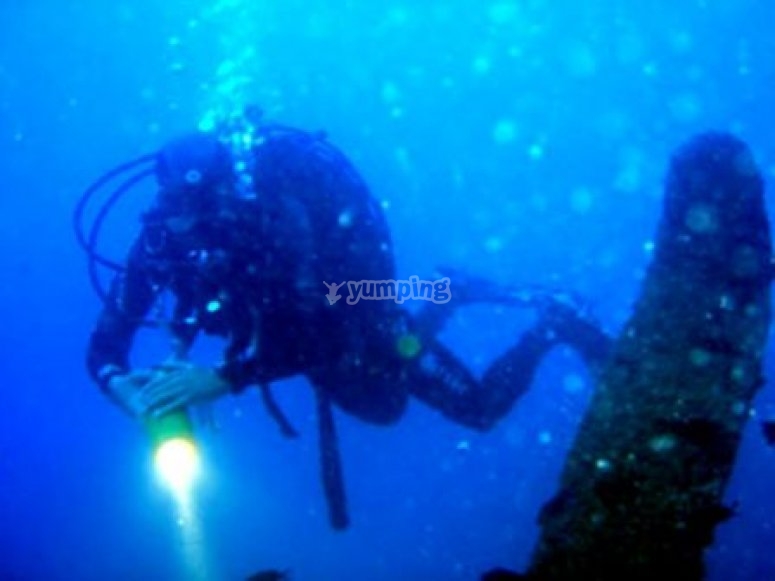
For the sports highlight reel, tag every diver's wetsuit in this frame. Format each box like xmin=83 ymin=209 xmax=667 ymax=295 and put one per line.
xmin=86 ymin=124 xmax=612 ymax=527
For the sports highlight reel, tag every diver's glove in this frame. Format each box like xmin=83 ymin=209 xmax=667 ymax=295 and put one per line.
xmin=105 ymin=370 xmax=158 ymax=417
xmin=135 ymin=363 xmax=232 ymax=418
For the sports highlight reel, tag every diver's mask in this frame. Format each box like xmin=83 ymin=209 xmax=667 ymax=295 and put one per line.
xmin=154 ymin=132 xmax=238 ymax=233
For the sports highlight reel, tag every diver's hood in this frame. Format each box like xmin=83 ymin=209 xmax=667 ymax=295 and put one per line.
xmin=155 ymin=132 xmax=235 ymax=199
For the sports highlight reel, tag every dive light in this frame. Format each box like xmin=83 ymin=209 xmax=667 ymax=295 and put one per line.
xmin=146 ymin=409 xmax=201 ymax=498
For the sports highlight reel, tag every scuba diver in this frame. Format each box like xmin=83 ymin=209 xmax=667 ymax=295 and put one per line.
xmin=77 ymin=107 xmax=611 ymax=529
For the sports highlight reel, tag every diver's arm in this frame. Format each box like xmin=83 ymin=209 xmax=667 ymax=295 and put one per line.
xmin=215 ymin=356 xmax=261 ymax=393
xmin=86 ymin=238 xmax=157 ymax=392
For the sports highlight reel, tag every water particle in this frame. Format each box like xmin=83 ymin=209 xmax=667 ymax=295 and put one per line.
xmin=570 ymin=187 xmax=594 ymax=214
xmin=670 ymin=31 xmax=693 ymax=53
xmin=527 ymin=144 xmax=544 ymax=160
xmin=731 ymin=366 xmax=747 ymax=384
xmin=473 ymin=56 xmax=492 ymax=75
xmin=689 ymin=348 xmax=712 ymax=367
xmin=456 ymin=440 xmax=471 ymax=452
xmin=649 ymin=434 xmax=677 ymax=453
xmin=563 ymin=374 xmax=586 ymax=394
xmin=669 ymin=93 xmax=702 ymax=123
xmin=488 ymin=3 xmax=519 ymax=24
xmin=685 ymin=204 xmax=718 ymax=233
xmin=493 ymin=119 xmax=517 ymax=144
xmin=567 ymin=44 xmax=597 ymax=77
xmin=338 ymin=211 xmax=353 ymax=228
xmin=484 ymin=237 xmax=504 ymax=253
xmin=381 ymin=82 xmax=400 ymax=104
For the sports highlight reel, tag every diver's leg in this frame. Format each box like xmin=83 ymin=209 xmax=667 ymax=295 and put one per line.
xmin=407 ymin=331 xmax=552 ymax=431
xmin=408 ymin=299 xmax=614 ymax=431
xmin=307 ymin=351 xmax=409 ymax=426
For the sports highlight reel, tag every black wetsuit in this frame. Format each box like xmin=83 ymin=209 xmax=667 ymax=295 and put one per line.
xmin=86 ymin=125 xmax=612 ymax=527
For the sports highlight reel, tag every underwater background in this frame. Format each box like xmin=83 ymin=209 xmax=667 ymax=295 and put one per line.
xmin=1 ymin=1 xmax=775 ymax=579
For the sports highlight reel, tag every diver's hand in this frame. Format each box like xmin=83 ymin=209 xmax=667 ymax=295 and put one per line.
xmin=106 ymin=370 xmax=157 ymax=417
xmin=136 ymin=364 xmax=231 ymax=418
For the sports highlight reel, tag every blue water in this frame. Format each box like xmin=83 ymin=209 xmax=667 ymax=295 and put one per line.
xmin=1 ymin=1 xmax=775 ymax=579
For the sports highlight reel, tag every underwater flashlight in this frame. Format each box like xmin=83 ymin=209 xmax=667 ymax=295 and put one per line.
xmin=146 ymin=410 xmax=201 ymax=498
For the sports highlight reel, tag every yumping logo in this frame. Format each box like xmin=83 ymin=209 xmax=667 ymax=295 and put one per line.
xmin=323 ymin=276 xmax=452 ymax=305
